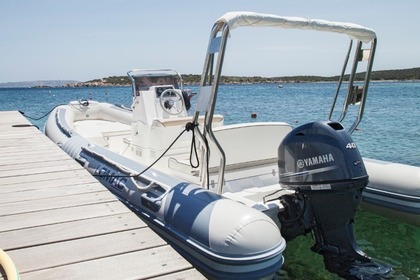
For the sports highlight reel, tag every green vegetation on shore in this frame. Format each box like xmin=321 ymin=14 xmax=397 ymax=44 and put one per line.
xmin=2 ymin=67 xmax=418 ymax=88
xmin=79 ymin=67 xmax=420 ymax=87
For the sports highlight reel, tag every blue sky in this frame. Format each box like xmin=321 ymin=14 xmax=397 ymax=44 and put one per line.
xmin=1 ymin=0 xmax=419 ymax=83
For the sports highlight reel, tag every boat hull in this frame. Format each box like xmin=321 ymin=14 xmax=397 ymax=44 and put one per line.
xmin=362 ymin=158 xmax=420 ymax=226
xmin=44 ymin=102 xmax=286 ymax=279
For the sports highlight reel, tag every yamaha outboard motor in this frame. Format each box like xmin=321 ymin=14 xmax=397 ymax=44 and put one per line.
xmin=278 ymin=121 xmax=391 ymax=279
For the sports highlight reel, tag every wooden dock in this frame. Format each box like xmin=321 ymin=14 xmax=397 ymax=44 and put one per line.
xmin=0 ymin=111 xmax=204 ymax=280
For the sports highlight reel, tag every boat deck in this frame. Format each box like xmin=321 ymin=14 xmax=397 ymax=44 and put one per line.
xmin=0 ymin=111 xmax=204 ymax=280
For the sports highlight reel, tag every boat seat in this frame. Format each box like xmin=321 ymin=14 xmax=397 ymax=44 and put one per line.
xmin=206 ymin=122 xmax=292 ymax=170
xmin=88 ymin=136 xmax=110 ymax=147
xmin=74 ymin=120 xmax=131 ymax=148
xmin=168 ymin=122 xmax=292 ymax=175
xmin=152 ymin=114 xmax=224 ymax=128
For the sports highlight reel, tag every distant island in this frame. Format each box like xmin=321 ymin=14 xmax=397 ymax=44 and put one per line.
xmin=1 ymin=67 xmax=419 ymax=88
xmin=68 ymin=67 xmax=420 ymax=87
xmin=0 ymin=80 xmax=79 ymax=88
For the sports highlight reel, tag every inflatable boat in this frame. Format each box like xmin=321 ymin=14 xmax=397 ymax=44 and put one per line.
xmin=45 ymin=12 xmax=399 ymax=279
xmin=362 ymin=158 xmax=419 ymax=226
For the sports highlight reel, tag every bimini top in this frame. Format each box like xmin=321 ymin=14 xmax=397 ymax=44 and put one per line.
xmin=216 ymin=11 xmax=376 ymax=43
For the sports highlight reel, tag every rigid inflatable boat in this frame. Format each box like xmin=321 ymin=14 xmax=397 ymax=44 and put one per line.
xmin=44 ymin=12 xmax=402 ymax=279
xmin=46 ymin=99 xmax=286 ymax=279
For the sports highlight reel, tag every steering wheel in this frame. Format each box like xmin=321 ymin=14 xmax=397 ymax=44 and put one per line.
xmin=159 ymin=89 xmax=184 ymax=115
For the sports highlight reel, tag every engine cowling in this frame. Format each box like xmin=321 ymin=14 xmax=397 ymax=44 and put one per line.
xmin=277 ymin=121 xmax=391 ymax=279
xmin=278 ymin=120 xmax=368 ymax=189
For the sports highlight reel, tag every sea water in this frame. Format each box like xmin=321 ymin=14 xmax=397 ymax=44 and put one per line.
xmin=0 ymin=82 xmax=419 ymax=279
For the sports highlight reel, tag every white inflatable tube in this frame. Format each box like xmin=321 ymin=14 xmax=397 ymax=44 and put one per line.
xmin=0 ymin=249 xmax=20 ymax=280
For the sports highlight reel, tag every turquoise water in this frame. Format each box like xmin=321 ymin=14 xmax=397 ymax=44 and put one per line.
xmin=0 ymin=82 xmax=419 ymax=278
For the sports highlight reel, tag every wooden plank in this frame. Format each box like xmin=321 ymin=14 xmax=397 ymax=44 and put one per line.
xmin=21 ymin=246 xmax=194 ymax=280
xmin=0 ymin=169 xmax=97 ymax=192
xmin=7 ymin=228 xmax=168 ymax=273
xmin=0 ymin=171 xmax=99 ymax=193
xmin=0 ymin=158 xmax=79 ymax=172
xmin=0 ymin=146 xmax=64 ymax=157
xmin=0 ymin=134 xmax=59 ymax=144
xmin=1 ymin=191 xmax=116 ymax=216
xmin=0 ymin=130 xmax=43 ymax=139
xmin=0 ymin=136 xmax=58 ymax=145
xmin=0 ymin=127 xmax=41 ymax=137
xmin=0 ymin=153 xmax=70 ymax=166
xmin=0 ymin=213 xmax=146 ymax=250
xmin=0 ymin=201 xmax=130 ymax=232
xmin=0 ymin=162 xmax=85 ymax=178
xmin=0 ymin=135 xmax=47 ymax=144
xmin=0 ymin=183 xmax=106 ymax=204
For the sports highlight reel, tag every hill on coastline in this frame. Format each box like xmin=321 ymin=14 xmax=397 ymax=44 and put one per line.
xmin=79 ymin=67 xmax=420 ymax=87
xmin=1 ymin=67 xmax=419 ymax=88
xmin=0 ymin=80 xmax=79 ymax=88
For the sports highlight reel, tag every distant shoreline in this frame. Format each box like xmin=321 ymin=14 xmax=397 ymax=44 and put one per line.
xmin=14 ymin=80 xmax=420 ymax=90
xmin=1 ymin=79 xmax=420 ymax=89
xmin=1 ymin=67 xmax=419 ymax=88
